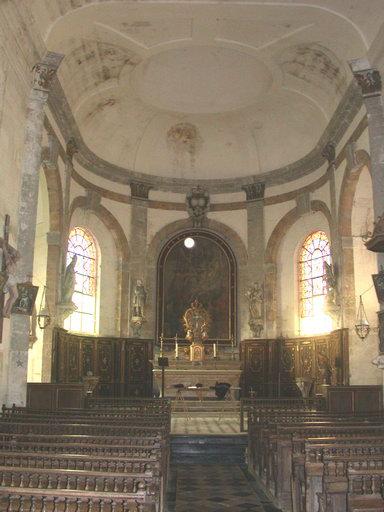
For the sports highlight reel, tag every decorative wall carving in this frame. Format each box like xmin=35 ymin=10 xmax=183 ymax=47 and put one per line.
xmin=52 ymin=328 xmax=153 ymax=397
xmin=241 ymin=329 xmax=349 ymax=397
xmin=186 ymin=185 xmax=210 ymax=227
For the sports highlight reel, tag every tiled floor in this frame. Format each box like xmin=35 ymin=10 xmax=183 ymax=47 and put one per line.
xmin=166 ymin=464 xmax=282 ymax=512
xmin=171 ymin=415 xmax=241 ymax=434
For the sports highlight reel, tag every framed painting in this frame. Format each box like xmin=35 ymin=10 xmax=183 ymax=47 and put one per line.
xmin=157 ymin=230 xmax=236 ymax=343
xmin=11 ymin=282 xmax=38 ymax=316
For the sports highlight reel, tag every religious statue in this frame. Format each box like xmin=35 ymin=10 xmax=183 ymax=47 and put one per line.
xmin=324 ymin=261 xmax=340 ymax=321
xmin=131 ymin=279 xmax=147 ymax=337
xmin=0 ymin=239 xmax=20 ymax=318
xmin=58 ymin=254 xmax=78 ymax=322
xmin=183 ymin=299 xmax=210 ymax=361
xmin=62 ymin=254 xmax=77 ymax=304
xmin=186 ymin=185 xmax=210 ymax=228
xmin=245 ymin=282 xmax=264 ymax=338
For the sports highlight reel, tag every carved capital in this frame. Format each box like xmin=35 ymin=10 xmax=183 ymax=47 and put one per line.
xmin=351 ymin=66 xmax=382 ymax=98
xmin=242 ymin=182 xmax=265 ymax=201
xmin=322 ymin=141 xmax=336 ymax=164
xmin=66 ymin=137 xmax=78 ymax=163
xmin=130 ymin=181 xmax=152 ymax=199
xmin=32 ymin=52 xmax=64 ymax=92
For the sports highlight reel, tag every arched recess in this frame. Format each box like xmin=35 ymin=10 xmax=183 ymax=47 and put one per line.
xmin=40 ymin=160 xmax=64 ymax=381
xmin=145 ymin=217 xmax=247 ymax=340
xmin=70 ymin=196 xmax=130 ymax=336
xmin=338 ymin=150 xmax=371 ymax=326
xmin=264 ymin=200 xmax=332 ymax=336
xmin=157 ymin=229 xmax=237 ymax=342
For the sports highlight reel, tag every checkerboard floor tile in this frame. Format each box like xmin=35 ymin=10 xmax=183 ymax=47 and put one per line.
xmin=171 ymin=416 xmax=241 ymax=434
xmin=166 ymin=464 xmax=282 ymax=512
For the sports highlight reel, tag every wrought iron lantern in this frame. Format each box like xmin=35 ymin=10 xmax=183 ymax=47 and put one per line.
xmin=37 ymin=286 xmax=51 ymax=330
xmin=354 ymin=295 xmax=370 ymax=340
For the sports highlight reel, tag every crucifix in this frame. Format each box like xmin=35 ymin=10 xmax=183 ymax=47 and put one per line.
xmin=0 ymin=214 xmax=10 ymax=342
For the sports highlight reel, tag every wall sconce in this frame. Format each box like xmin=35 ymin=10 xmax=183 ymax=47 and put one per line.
xmin=37 ymin=286 xmax=51 ymax=330
xmin=355 ymin=295 xmax=370 ymax=340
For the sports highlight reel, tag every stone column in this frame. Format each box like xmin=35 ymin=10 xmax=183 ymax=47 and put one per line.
xmin=242 ymin=182 xmax=266 ymax=338
xmin=41 ymin=230 xmax=61 ymax=382
xmin=323 ymin=142 xmax=343 ymax=327
xmin=129 ymin=181 xmax=151 ymax=338
xmin=349 ymin=60 xmax=384 ymax=268
xmin=350 ymin=60 xmax=384 ymax=361
xmin=6 ymin=52 xmax=63 ymax=405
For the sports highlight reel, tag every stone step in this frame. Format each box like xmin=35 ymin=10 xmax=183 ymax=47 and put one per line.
xmin=171 ymin=434 xmax=247 ymax=464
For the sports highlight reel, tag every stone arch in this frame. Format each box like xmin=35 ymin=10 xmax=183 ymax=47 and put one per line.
xmin=145 ymin=217 xmax=248 ymax=339
xmin=338 ymin=149 xmax=371 ymax=326
xmin=70 ymin=196 xmax=130 ymax=336
xmin=264 ymin=200 xmax=332 ymax=335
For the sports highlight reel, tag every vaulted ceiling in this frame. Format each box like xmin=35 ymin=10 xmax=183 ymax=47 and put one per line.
xmin=30 ymin=1 xmax=384 ymax=182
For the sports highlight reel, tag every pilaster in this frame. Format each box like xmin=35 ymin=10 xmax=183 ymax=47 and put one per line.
xmin=7 ymin=52 xmax=63 ymax=405
xmin=242 ymin=182 xmax=266 ymax=337
xmin=129 ymin=181 xmax=151 ymax=337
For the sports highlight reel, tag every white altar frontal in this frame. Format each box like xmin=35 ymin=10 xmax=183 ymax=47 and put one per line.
xmin=153 ymin=355 xmax=242 ymax=399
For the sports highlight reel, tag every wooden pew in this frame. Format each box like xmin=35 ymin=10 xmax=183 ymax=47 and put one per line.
xmin=346 ymin=467 xmax=384 ymax=512
xmin=0 ymin=406 xmax=171 ymax=512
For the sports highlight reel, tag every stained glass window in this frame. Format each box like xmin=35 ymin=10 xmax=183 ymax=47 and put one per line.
xmin=298 ymin=231 xmax=333 ymax=335
xmin=64 ymin=227 xmax=98 ymax=334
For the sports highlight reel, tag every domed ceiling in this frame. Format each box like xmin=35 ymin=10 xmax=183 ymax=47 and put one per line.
xmin=31 ymin=0 xmax=384 ymax=184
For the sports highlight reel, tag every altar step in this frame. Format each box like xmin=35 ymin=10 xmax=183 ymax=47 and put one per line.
xmin=172 ymin=399 xmax=240 ymax=415
xmin=170 ymin=434 xmax=247 ymax=464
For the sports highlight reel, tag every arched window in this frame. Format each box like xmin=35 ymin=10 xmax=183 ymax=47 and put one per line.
xmin=64 ymin=227 xmax=98 ymax=334
xmin=298 ymin=230 xmax=332 ymax=335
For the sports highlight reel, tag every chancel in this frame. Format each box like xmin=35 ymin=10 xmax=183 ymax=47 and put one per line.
xmin=1 ymin=1 xmax=384 ymax=511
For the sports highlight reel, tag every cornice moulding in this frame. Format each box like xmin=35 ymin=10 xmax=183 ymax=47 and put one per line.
xmin=48 ymin=78 xmax=362 ymax=194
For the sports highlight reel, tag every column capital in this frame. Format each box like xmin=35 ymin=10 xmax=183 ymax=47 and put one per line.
xmin=349 ymin=59 xmax=382 ymax=98
xmin=130 ymin=181 xmax=152 ymax=200
xmin=322 ymin=141 xmax=336 ymax=165
xmin=242 ymin=182 xmax=265 ymax=201
xmin=32 ymin=52 xmax=64 ymax=92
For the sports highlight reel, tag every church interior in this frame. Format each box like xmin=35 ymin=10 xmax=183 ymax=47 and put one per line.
xmin=1 ymin=1 xmax=384 ymax=511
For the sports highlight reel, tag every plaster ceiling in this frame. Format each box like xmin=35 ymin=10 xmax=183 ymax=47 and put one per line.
xmin=30 ymin=1 xmax=384 ymax=182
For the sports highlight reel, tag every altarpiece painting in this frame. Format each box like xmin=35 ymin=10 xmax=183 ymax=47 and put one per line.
xmin=157 ymin=231 xmax=236 ymax=342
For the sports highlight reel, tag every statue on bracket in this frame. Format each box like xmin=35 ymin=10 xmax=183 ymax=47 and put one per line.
xmin=324 ymin=261 xmax=341 ymax=322
xmin=131 ymin=279 xmax=147 ymax=337
xmin=186 ymin=185 xmax=210 ymax=228
xmin=0 ymin=239 xmax=20 ymax=318
xmin=58 ymin=254 xmax=78 ymax=322
xmin=245 ymin=282 xmax=264 ymax=338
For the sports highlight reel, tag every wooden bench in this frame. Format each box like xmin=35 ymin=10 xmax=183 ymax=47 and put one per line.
xmin=347 ymin=468 xmax=384 ymax=512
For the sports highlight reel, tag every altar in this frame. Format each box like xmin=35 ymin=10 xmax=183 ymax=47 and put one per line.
xmin=153 ymin=357 xmax=242 ymax=398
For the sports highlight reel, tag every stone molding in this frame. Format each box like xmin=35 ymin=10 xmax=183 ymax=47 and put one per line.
xmin=43 ymin=113 xmax=367 ymax=211
xmin=47 ymin=78 xmax=362 ymax=193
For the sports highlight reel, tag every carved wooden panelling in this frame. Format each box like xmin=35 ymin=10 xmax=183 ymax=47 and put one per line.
xmin=52 ymin=329 xmax=153 ymax=398
xmin=241 ymin=329 xmax=349 ymax=397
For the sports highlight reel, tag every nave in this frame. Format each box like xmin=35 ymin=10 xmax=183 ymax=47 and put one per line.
xmin=1 ymin=396 xmax=384 ymax=512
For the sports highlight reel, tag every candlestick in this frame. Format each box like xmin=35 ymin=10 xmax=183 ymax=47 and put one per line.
xmin=175 ymin=333 xmax=179 ymax=359
xmin=213 ymin=341 xmax=217 ymax=358
xmin=160 ymin=333 xmax=164 ymax=357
